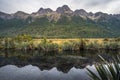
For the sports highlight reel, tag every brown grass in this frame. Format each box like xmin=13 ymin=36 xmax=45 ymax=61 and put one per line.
xmin=33 ymin=38 xmax=113 ymax=46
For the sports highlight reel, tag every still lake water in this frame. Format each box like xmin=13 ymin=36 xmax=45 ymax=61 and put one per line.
xmin=0 ymin=50 xmax=119 ymax=80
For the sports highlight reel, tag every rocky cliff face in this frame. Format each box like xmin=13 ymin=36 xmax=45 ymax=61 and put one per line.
xmin=38 ymin=8 xmax=53 ymax=14
xmin=56 ymin=5 xmax=73 ymax=14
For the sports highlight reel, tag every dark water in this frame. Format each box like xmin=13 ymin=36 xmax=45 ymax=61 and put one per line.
xmin=0 ymin=50 xmax=119 ymax=80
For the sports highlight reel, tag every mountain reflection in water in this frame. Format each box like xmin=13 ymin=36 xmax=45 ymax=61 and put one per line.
xmin=0 ymin=50 xmax=119 ymax=80
xmin=0 ymin=50 xmax=117 ymax=72
xmin=0 ymin=65 xmax=96 ymax=80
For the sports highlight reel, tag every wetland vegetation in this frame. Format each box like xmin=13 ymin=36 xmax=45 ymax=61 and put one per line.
xmin=0 ymin=34 xmax=120 ymax=52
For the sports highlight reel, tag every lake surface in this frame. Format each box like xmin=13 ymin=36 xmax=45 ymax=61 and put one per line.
xmin=0 ymin=50 xmax=119 ymax=80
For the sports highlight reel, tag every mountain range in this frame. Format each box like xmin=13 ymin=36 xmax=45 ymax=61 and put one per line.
xmin=0 ymin=5 xmax=120 ymax=38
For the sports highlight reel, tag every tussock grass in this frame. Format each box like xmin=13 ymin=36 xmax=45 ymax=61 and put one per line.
xmin=0 ymin=35 xmax=120 ymax=52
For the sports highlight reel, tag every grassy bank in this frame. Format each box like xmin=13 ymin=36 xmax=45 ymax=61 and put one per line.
xmin=0 ymin=35 xmax=120 ymax=52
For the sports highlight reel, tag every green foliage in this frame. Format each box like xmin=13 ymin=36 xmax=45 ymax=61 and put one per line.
xmin=103 ymin=41 xmax=120 ymax=50
xmin=86 ymin=42 xmax=101 ymax=50
xmin=0 ymin=34 xmax=33 ymax=50
xmin=87 ymin=55 xmax=120 ymax=80
xmin=38 ymin=38 xmax=59 ymax=52
xmin=30 ymin=17 xmax=51 ymax=26
xmin=62 ymin=40 xmax=87 ymax=51
xmin=62 ymin=42 xmax=77 ymax=51
xmin=14 ymin=34 xmax=32 ymax=42
xmin=57 ymin=16 xmax=70 ymax=25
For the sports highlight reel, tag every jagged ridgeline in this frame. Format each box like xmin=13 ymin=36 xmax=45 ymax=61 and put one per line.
xmin=0 ymin=5 xmax=120 ymax=38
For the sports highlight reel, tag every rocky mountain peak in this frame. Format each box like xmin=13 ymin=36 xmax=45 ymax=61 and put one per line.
xmin=74 ymin=9 xmax=88 ymax=16
xmin=14 ymin=11 xmax=28 ymax=15
xmin=0 ymin=5 xmax=119 ymax=22
xmin=38 ymin=8 xmax=53 ymax=14
xmin=94 ymin=12 xmax=108 ymax=17
xmin=56 ymin=5 xmax=73 ymax=14
xmin=92 ymin=12 xmax=110 ymax=20
xmin=88 ymin=12 xmax=94 ymax=16
xmin=14 ymin=11 xmax=29 ymax=19
xmin=62 ymin=5 xmax=71 ymax=10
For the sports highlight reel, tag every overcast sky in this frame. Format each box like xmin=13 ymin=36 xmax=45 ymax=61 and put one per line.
xmin=0 ymin=0 xmax=120 ymax=14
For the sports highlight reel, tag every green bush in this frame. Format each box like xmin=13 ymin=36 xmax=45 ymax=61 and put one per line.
xmin=38 ymin=38 xmax=59 ymax=52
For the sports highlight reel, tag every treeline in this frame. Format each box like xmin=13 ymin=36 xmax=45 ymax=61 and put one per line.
xmin=0 ymin=35 xmax=120 ymax=52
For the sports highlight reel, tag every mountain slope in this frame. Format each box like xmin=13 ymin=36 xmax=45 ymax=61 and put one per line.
xmin=0 ymin=5 xmax=120 ymax=38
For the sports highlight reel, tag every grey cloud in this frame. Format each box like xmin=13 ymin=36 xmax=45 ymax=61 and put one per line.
xmin=0 ymin=0 xmax=120 ymax=14
xmin=71 ymin=0 xmax=120 ymax=14
xmin=71 ymin=0 xmax=113 ymax=7
xmin=86 ymin=0 xmax=113 ymax=6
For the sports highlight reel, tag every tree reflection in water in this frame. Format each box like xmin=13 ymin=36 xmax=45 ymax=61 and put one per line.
xmin=0 ymin=50 xmax=119 ymax=73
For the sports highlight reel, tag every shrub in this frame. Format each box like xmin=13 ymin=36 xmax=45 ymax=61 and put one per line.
xmin=38 ymin=38 xmax=59 ymax=52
